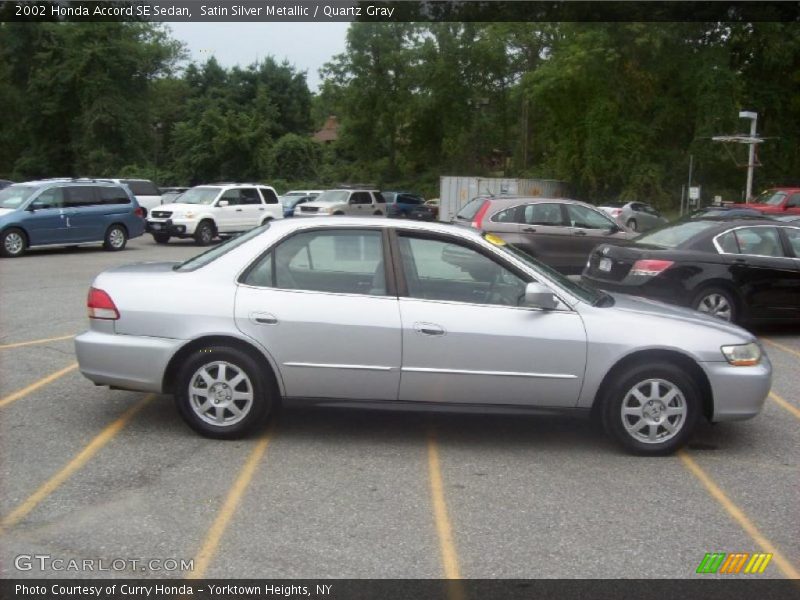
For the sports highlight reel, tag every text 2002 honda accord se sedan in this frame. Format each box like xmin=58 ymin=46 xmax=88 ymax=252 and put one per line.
xmin=75 ymin=218 xmax=771 ymax=455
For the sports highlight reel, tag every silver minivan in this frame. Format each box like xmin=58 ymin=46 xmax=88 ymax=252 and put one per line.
xmin=295 ymin=189 xmax=387 ymax=216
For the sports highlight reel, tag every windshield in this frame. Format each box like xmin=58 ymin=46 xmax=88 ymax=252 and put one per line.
xmin=753 ymin=190 xmax=787 ymax=206
xmin=314 ymin=190 xmax=350 ymax=204
xmin=486 ymin=234 xmax=604 ymax=305
xmin=280 ymin=196 xmax=305 ymax=207
xmin=635 ymin=220 xmax=717 ymax=248
xmin=175 ymin=224 xmax=269 ymax=271
xmin=0 ymin=184 xmax=38 ymax=209
xmin=174 ymin=187 xmax=221 ymax=205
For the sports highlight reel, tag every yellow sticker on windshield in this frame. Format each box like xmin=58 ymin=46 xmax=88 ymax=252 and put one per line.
xmin=483 ymin=233 xmax=507 ymax=246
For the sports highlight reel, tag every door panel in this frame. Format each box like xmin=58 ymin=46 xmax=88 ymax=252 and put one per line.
xmin=24 ymin=188 xmax=70 ymax=245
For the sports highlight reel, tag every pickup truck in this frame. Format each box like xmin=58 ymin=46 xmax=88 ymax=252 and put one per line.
xmin=731 ymin=187 xmax=800 ymax=215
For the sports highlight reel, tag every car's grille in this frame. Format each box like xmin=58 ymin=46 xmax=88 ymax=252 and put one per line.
xmin=151 ymin=211 xmax=172 ymax=219
xmin=300 ymin=206 xmax=319 ymax=213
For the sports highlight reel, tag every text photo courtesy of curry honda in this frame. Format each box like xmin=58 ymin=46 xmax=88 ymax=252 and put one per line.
xmin=1 ymin=5 xmax=799 ymax=599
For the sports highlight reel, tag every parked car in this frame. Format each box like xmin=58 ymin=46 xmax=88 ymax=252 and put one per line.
xmin=100 ymin=178 xmax=161 ymax=216
xmin=295 ymin=189 xmax=387 ymax=216
xmin=597 ymin=201 xmax=669 ymax=232
xmin=582 ymin=218 xmax=800 ymax=324
xmin=146 ymin=183 xmax=282 ymax=245
xmin=455 ymin=196 xmax=635 ymax=274
xmin=159 ymin=187 xmax=189 ymax=205
xmin=408 ymin=198 xmax=440 ymax=221
xmin=0 ymin=179 xmax=14 ymax=190
xmin=75 ymin=217 xmax=771 ymax=455
xmin=681 ymin=206 xmax=765 ymax=220
xmin=730 ymin=187 xmax=800 ymax=215
xmin=0 ymin=179 xmax=145 ymax=258
xmin=284 ymin=189 xmax=324 ymax=197
xmin=279 ymin=193 xmax=318 ymax=217
xmin=383 ymin=191 xmax=426 ymax=218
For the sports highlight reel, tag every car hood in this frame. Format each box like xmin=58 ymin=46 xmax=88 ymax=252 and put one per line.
xmin=155 ymin=202 xmax=208 ymax=212
xmin=607 ymin=292 xmax=753 ymax=338
xmin=0 ymin=208 xmax=17 ymax=218
xmin=300 ymin=201 xmax=341 ymax=209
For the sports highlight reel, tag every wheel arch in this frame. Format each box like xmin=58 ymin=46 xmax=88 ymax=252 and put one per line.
xmin=591 ymin=349 xmax=714 ymax=422
xmin=163 ymin=334 xmax=285 ymax=399
xmin=689 ymin=278 xmax=744 ymax=317
xmin=1 ymin=224 xmax=30 ymax=244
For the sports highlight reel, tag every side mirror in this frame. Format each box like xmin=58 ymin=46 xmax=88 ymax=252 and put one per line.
xmin=218 ymin=200 xmax=230 ymax=207
xmin=523 ymin=282 xmax=558 ymax=310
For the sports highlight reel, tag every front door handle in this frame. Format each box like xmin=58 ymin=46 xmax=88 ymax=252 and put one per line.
xmin=522 ymin=227 xmax=537 ymax=233
xmin=250 ymin=312 xmax=278 ymax=325
xmin=572 ymin=230 xmax=587 ymax=236
xmin=414 ymin=322 xmax=445 ymax=336
xmin=235 ymin=208 xmax=243 ymax=212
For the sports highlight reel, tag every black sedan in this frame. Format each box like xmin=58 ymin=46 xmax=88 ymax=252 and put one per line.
xmin=582 ymin=218 xmax=800 ymax=324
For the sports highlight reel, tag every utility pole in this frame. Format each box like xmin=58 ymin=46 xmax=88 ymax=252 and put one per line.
xmin=739 ymin=111 xmax=758 ymax=200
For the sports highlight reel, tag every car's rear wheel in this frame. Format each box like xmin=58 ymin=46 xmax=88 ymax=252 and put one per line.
xmin=692 ymin=287 xmax=737 ymax=323
xmin=175 ymin=347 xmax=273 ymax=439
xmin=194 ymin=221 xmax=215 ymax=246
xmin=373 ymin=210 xmax=383 ymax=216
xmin=153 ymin=232 xmax=171 ymax=244
xmin=626 ymin=218 xmax=638 ymax=231
xmin=103 ymin=224 xmax=128 ymax=251
xmin=261 ymin=217 xmax=273 ymax=226
xmin=602 ymin=363 xmax=699 ymax=455
xmin=1 ymin=228 xmax=27 ymax=258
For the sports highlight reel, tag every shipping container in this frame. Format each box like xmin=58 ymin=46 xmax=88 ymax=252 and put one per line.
xmin=438 ymin=176 xmax=570 ymax=222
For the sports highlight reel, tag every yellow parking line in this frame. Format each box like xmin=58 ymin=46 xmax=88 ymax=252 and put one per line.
xmin=0 ymin=334 xmax=76 ymax=350
xmin=678 ymin=450 xmax=800 ymax=579
xmin=1 ymin=393 xmax=154 ymax=530
xmin=427 ymin=429 xmax=463 ymax=585
xmin=762 ymin=337 xmax=800 ymax=360
xmin=770 ymin=391 xmax=800 ymax=421
xmin=188 ymin=430 xmax=273 ymax=579
xmin=0 ymin=363 xmax=79 ymax=409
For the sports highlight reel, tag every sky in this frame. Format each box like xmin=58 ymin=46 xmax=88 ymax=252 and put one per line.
xmin=167 ymin=22 xmax=351 ymax=90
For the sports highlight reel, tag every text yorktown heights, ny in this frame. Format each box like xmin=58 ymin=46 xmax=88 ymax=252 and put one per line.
xmin=15 ymin=584 xmax=334 ymax=597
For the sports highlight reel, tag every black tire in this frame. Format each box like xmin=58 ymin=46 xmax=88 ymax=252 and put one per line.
xmin=174 ymin=346 xmax=275 ymax=439
xmin=627 ymin=218 xmax=638 ymax=231
xmin=373 ymin=210 xmax=383 ymax=216
xmin=153 ymin=232 xmax=171 ymax=244
xmin=0 ymin=227 xmax=27 ymax=258
xmin=691 ymin=286 xmax=738 ymax=323
xmin=260 ymin=217 xmax=273 ymax=227
xmin=333 ymin=211 xmax=345 ymax=216
xmin=103 ymin=224 xmax=128 ymax=251
xmin=194 ymin=220 xmax=215 ymax=246
xmin=601 ymin=362 xmax=700 ymax=456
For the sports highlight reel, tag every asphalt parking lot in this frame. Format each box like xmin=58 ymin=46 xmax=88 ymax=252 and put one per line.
xmin=0 ymin=235 xmax=798 ymax=580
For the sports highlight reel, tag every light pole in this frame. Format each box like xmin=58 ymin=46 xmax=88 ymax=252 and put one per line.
xmin=739 ymin=111 xmax=758 ymax=200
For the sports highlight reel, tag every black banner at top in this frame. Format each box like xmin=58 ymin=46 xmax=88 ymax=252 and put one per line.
xmin=1 ymin=1 xmax=800 ymax=22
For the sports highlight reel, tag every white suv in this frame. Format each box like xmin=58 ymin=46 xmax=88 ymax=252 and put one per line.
xmin=295 ymin=189 xmax=387 ymax=216
xmin=146 ymin=184 xmax=282 ymax=245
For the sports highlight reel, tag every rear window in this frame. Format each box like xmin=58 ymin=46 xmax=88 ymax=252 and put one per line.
xmin=635 ymin=221 xmax=717 ymax=248
xmin=122 ymin=180 xmax=159 ymax=197
xmin=456 ymin=198 xmax=488 ymax=221
xmin=175 ymin=224 xmax=269 ymax=272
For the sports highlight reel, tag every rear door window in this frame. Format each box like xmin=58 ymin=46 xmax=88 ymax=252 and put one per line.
xmin=523 ymin=203 xmax=564 ymax=226
xmin=65 ymin=186 xmax=99 ymax=207
xmin=239 ymin=188 xmax=261 ymax=205
xmin=350 ymin=192 xmax=371 ymax=205
xmin=734 ymin=227 xmax=785 ymax=257
xmin=99 ymin=186 xmax=131 ymax=205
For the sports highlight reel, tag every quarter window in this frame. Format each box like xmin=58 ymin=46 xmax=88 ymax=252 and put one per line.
xmin=99 ymin=186 xmax=130 ymax=205
xmin=566 ymin=204 xmax=616 ymax=229
xmin=272 ymin=230 xmax=386 ymax=295
xmin=121 ymin=180 xmax=159 ymax=197
xmin=259 ymin=188 xmax=279 ymax=204
xmin=398 ymin=235 xmax=527 ymax=307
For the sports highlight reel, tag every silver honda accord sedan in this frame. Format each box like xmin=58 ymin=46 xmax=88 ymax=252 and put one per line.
xmin=75 ymin=218 xmax=771 ymax=455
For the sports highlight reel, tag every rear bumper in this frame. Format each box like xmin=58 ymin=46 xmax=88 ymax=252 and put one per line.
xmin=702 ymin=356 xmax=772 ymax=422
xmin=75 ymin=330 xmax=185 ymax=393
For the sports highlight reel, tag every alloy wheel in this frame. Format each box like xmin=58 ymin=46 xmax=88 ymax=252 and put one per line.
xmin=108 ymin=227 xmax=125 ymax=249
xmin=620 ymin=378 xmax=687 ymax=444
xmin=696 ymin=293 xmax=732 ymax=321
xmin=188 ymin=361 xmax=254 ymax=426
xmin=4 ymin=232 xmax=24 ymax=255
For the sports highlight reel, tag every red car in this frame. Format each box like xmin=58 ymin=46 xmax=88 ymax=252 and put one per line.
xmin=732 ymin=187 xmax=800 ymax=215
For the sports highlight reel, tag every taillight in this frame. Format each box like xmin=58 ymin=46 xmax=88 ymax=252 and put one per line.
xmin=471 ymin=201 xmax=491 ymax=229
xmin=630 ymin=259 xmax=674 ymax=277
xmin=134 ymin=207 xmax=145 ymax=218
xmin=612 ymin=209 xmax=622 ymax=217
xmin=87 ymin=287 xmax=120 ymax=320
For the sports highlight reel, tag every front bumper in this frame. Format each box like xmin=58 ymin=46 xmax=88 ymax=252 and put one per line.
xmin=75 ymin=330 xmax=185 ymax=393
xmin=702 ymin=354 xmax=772 ymax=422
xmin=146 ymin=218 xmax=196 ymax=236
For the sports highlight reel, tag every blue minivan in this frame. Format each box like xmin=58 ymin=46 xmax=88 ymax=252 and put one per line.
xmin=0 ymin=179 xmax=146 ymax=258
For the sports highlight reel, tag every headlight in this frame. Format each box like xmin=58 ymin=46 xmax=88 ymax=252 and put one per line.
xmin=721 ymin=342 xmax=761 ymax=366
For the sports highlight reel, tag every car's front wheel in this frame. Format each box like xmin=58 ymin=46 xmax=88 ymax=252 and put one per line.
xmin=1 ymin=228 xmax=27 ymax=258
xmin=175 ymin=346 xmax=274 ymax=439
xmin=103 ymin=224 xmax=128 ymax=251
xmin=194 ymin=221 xmax=215 ymax=246
xmin=153 ymin=232 xmax=171 ymax=244
xmin=627 ymin=218 xmax=638 ymax=231
xmin=602 ymin=363 xmax=699 ymax=455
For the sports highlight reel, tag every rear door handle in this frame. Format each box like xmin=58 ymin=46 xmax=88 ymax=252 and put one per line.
xmin=236 ymin=208 xmax=243 ymax=212
xmin=250 ymin=312 xmax=278 ymax=325
xmin=523 ymin=227 xmax=537 ymax=233
xmin=572 ymin=230 xmax=587 ymax=236
xmin=414 ymin=322 xmax=445 ymax=336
